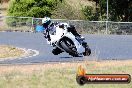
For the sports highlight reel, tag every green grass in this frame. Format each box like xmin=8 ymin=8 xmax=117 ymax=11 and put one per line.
xmin=0 ymin=61 xmax=132 ymax=88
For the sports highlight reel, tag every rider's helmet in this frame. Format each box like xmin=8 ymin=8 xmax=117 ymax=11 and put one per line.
xmin=42 ymin=17 xmax=51 ymax=28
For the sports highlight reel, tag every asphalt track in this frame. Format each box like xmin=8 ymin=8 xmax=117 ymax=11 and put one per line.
xmin=0 ymin=32 xmax=132 ymax=64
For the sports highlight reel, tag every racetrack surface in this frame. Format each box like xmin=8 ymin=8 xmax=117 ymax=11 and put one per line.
xmin=0 ymin=32 xmax=132 ymax=64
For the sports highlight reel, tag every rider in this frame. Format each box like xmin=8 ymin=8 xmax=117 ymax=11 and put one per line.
xmin=42 ymin=17 xmax=58 ymax=35
xmin=42 ymin=17 xmax=52 ymax=41
xmin=42 ymin=17 xmax=82 ymax=41
xmin=42 ymin=17 xmax=51 ymax=29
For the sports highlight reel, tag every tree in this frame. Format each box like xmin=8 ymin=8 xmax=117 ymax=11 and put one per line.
xmin=82 ymin=6 xmax=95 ymax=20
xmin=7 ymin=0 xmax=61 ymax=17
xmin=99 ymin=0 xmax=132 ymax=21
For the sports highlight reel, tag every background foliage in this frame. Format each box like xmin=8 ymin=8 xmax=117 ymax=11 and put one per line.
xmin=93 ymin=0 xmax=132 ymax=21
xmin=83 ymin=0 xmax=132 ymax=21
xmin=5 ymin=0 xmax=132 ymax=21
xmin=7 ymin=0 xmax=61 ymax=17
xmin=108 ymin=0 xmax=132 ymax=21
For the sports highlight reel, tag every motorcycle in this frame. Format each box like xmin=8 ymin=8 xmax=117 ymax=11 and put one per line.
xmin=44 ymin=22 xmax=91 ymax=57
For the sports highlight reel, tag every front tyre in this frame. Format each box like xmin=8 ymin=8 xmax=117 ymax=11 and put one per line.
xmin=60 ymin=37 xmax=78 ymax=57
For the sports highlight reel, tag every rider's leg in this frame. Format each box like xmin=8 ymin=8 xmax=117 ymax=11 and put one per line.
xmin=67 ymin=25 xmax=81 ymax=37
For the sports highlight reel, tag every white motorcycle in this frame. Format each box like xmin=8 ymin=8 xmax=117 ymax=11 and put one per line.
xmin=44 ymin=22 xmax=91 ymax=57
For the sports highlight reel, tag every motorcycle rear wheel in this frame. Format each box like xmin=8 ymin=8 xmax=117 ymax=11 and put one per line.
xmin=82 ymin=42 xmax=91 ymax=56
xmin=83 ymin=48 xmax=91 ymax=56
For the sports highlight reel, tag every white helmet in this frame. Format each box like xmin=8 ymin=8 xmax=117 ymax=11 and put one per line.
xmin=42 ymin=17 xmax=51 ymax=24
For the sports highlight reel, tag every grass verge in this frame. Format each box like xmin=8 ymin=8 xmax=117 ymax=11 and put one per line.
xmin=0 ymin=60 xmax=132 ymax=88
xmin=0 ymin=45 xmax=24 ymax=59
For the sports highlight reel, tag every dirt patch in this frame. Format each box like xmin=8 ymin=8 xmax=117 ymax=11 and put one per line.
xmin=0 ymin=61 xmax=131 ymax=88
xmin=0 ymin=60 xmax=132 ymax=74
xmin=84 ymin=60 xmax=132 ymax=67
xmin=0 ymin=45 xmax=24 ymax=59
xmin=0 ymin=63 xmax=77 ymax=74
xmin=0 ymin=2 xmax=8 ymax=16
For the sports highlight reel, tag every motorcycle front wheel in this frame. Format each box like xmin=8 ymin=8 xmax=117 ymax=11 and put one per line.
xmin=60 ymin=37 xmax=78 ymax=57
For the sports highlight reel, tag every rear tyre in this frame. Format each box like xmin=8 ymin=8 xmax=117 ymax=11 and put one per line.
xmin=83 ymin=48 xmax=91 ymax=56
xmin=82 ymin=43 xmax=91 ymax=56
